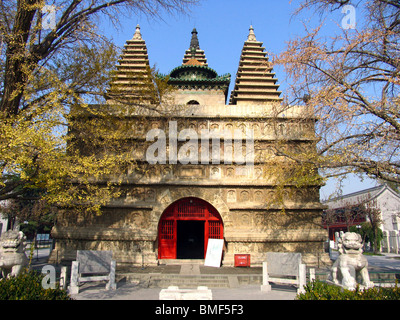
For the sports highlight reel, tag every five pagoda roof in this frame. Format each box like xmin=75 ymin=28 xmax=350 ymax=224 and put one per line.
xmin=159 ymin=28 xmax=231 ymax=101
xmin=108 ymin=25 xmax=282 ymax=105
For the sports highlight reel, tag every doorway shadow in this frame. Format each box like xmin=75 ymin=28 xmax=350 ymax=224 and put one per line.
xmin=177 ymin=221 xmax=204 ymax=259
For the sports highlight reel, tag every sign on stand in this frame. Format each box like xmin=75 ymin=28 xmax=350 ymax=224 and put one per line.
xmin=204 ymin=239 xmax=224 ymax=267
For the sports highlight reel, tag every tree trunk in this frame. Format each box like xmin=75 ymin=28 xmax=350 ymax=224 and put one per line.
xmin=373 ymin=226 xmax=379 ymax=255
xmin=0 ymin=0 xmax=40 ymax=116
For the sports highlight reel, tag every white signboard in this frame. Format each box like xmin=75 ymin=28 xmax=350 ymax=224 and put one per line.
xmin=204 ymin=239 xmax=224 ymax=268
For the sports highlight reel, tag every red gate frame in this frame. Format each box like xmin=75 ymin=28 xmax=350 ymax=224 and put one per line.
xmin=158 ymin=197 xmax=224 ymax=259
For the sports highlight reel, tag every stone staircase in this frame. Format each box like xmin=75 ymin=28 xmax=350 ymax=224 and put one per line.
xmin=116 ymin=261 xmax=263 ymax=289
xmin=116 ymin=272 xmax=264 ymax=289
xmin=116 ymin=261 xmax=400 ymax=289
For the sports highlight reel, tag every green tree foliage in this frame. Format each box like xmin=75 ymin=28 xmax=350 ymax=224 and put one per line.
xmin=0 ymin=270 xmax=72 ymax=300
xmin=297 ymin=280 xmax=400 ymax=300
xmin=350 ymin=222 xmax=383 ymax=253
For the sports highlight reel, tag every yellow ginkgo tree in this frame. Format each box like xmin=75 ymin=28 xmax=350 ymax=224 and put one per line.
xmin=0 ymin=0 xmax=197 ymax=214
xmin=275 ymin=0 xmax=400 ymax=190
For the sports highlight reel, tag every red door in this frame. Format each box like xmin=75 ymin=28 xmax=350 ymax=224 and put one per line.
xmin=159 ymin=220 xmax=176 ymax=259
xmin=158 ymin=198 xmax=223 ymax=259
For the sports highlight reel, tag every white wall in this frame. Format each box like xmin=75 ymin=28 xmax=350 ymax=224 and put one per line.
xmin=376 ymin=188 xmax=400 ymax=232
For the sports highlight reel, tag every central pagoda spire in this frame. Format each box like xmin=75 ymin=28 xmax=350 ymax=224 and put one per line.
xmin=190 ymin=28 xmax=200 ymax=50
xmin=164 ymin=28 xmax=231 ymax=103
xmin=182 ymin=28 xmax=208 ymax=66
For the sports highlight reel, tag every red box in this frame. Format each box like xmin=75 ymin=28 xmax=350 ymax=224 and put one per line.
xmin=234 ymin=254 xmax=250 ymax=267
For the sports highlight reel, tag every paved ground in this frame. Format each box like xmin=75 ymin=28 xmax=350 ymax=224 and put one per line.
xmin=329 ymin=251 xmax=400 ymax=272
xmin=71 ymin=282 xmax=297 ymax=300
xmin=30 ymin=248 xmax=400 ymax=301
xmin=31 ymin=248 xmax=298 ymax=300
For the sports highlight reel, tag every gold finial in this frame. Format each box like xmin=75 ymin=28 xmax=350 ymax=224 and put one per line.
xmin=133 ymin=24 xmax=142 ymax=40
xmin=247 ymin=25 xmax=257 ymax=42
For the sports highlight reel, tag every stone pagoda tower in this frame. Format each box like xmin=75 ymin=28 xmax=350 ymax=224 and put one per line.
xmin=50 ymin=25 xmax=329 ymax=267
xmin=107 ymin=25 xmax=155 ymax=105
xmin=229 ymin=26 xmax=282 ymax=105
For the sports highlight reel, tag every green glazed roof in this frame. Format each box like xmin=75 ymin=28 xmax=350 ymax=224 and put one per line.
xmin=164 ymin=64 xmax=230 ymax=88
xmin=158 ymin=29 xmax=231 ymax=91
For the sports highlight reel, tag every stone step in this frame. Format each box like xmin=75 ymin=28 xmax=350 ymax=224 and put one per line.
xmin=149 ymin=279 xmax=229 ymax=289
xmin=159 ymin=259 xmax=205 ymax=265
xmin=117 ymin=272 xmax=263 ymax=288
xmin=118 ymin=270 xmax=399 ymax=288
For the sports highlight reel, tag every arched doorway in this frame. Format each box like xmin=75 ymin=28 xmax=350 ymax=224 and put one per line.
xmin=158 ymin=197 xmax=224 ymax=260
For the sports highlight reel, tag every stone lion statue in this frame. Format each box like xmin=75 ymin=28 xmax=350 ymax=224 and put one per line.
xmin=0 ymin=230 xmax=28 ymax=278
xmin=329 ymin=232 xmax=374 ymax=290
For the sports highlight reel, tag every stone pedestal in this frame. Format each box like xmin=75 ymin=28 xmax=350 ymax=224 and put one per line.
xmin=159 ymin=286 xmax=212 ymax=300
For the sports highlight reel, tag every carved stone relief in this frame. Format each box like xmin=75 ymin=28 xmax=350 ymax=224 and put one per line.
xmin=210 ymin=167 xmax=221 ymax=179
xmin=227 ymin=190 xmax=237 ymax=203
xmin=240 ymin=190 xmax=250 ymax=202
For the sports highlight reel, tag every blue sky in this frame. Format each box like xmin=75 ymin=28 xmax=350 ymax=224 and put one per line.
xmin=101 ymin=1 xmax=309 ymax=75
xmin=98 ymin=0 xmax=378 ymax=198
xmin=100 ymin=0 xmax=349 ymax=78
